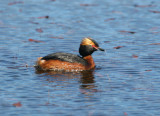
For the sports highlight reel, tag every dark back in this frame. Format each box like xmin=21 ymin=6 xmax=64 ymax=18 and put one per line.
xmin=42 ymin=52 xmax=88 ymax=65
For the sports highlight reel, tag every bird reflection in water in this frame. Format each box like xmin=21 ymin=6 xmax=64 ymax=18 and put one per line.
xmin=35 ymin=70 xmax=99 ymax=95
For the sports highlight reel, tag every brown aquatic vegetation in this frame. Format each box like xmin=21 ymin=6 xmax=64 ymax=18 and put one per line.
xmin=149 ymin=10 xmax=160 ymax=13
xmin=149 ymin=43 xmax=160 ymax=45
xmin=13 ymin=102 xmax=22 ymax=107
xmin=8 ymin=1 xmax=24 ymax=5
xmin=37 ymin=16 xmax=49 ymax=19
xmin=49 ymin=36 xmax=64 ymax=39
xmin=114 ymin=46 xmax=124 ymax=49
xmin=28 ymin=39 xmax=44 ymax=43
xmin=104 ymin=18 xmax=115 ymax=22
xmin=36 ymin=28 xmax=43 ymax=33
xmin=119 ymin=30 xmax=136 ymax=34
xmin=132 ymin=55 xmax=138 ymax=58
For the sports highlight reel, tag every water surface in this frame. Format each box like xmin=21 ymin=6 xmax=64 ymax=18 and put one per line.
xmin=0 ymin=0 xmax=160 ymax=115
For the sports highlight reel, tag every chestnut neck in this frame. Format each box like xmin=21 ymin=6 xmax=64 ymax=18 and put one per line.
xmin=83 ymin=55 xmax=95 ymax=69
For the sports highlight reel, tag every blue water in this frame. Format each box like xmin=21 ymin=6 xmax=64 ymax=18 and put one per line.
xmin=1 ymin=0 xmax=160 ymax=115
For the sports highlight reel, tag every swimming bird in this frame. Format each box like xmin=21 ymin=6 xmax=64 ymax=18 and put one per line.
xmin=35 ymin=37 xmax=104 ymax=72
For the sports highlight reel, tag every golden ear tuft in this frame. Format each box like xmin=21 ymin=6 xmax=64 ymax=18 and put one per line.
xmin=81 ymin=37 xmax=95 ymax=46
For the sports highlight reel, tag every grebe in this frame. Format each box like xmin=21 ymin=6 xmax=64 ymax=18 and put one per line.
xmin=35 ymin=37 xmax=104 ymax=71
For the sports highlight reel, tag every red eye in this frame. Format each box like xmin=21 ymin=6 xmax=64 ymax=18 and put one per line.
xmin=92 ymin=45 xmax=98 ymax=49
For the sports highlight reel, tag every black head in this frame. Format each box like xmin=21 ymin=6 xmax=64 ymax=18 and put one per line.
xmin=79 ymin=37 xmax=104 ymax=57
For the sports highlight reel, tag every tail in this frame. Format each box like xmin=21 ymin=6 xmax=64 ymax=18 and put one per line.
xmin=34 ymin=57 xmax=43 ymax=70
